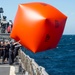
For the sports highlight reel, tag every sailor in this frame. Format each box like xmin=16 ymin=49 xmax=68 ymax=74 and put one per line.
xmin=1 ymin=16 xmax=8 ymax=33
xmin=9 ymin=40 xmax=15 ymax=65
xmin=14 ymin=41 xmax=21 ymax=58
xmin=2 ymin=40 xmax=10 ymax=63
xmin=0 ymin=41 xmax=4 ymax=58
xmin=7 ymin=20 xmax=13 ymax=33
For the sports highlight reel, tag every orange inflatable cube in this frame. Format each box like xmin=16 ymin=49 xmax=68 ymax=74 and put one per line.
xmin=10 ymin=2 xmax=67 ymax=53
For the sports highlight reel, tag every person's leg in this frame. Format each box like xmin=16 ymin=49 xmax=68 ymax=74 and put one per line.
xmin=5 ymin=52 xmax=9 ymax=63
xmin=1 ymin=50 xmax=3 ymax=57
xmin=2 ymin=55 xmax=6 ymax=63
xmin=9 ymin=51 xmax=12 ymax=65
xmin=2 ymin=50 xmax=5 ymax=63
xmin=12 ymin=52 xmax=14 ymax=64
xmin=0 ymin=51 xmax=1 ymax=59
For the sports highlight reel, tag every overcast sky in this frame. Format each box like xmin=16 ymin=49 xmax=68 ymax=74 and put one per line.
xmin=0 ymin=0 xmax=75 ymax=34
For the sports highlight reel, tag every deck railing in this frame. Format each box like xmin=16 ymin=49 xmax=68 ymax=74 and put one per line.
xmin=18 ymin=49 xmax=49 ymax=75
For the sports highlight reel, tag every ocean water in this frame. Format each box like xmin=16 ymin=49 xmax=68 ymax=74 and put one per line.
xmin=21 ymin=35 xmax=75 ymax=75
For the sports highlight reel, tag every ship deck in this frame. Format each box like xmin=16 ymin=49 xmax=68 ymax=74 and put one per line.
xmin=0 ymin=58 xmax=21 ymax=75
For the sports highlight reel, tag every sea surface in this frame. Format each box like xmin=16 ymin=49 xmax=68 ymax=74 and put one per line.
xmin=21 ymin=35 xmax=75 ymax=75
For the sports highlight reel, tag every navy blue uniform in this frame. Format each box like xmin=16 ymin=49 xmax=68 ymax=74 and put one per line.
xmin=9 ymin=43 xmax=15 ymax=65
xmin=2 ymin=44 xmax=10 ymax=63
